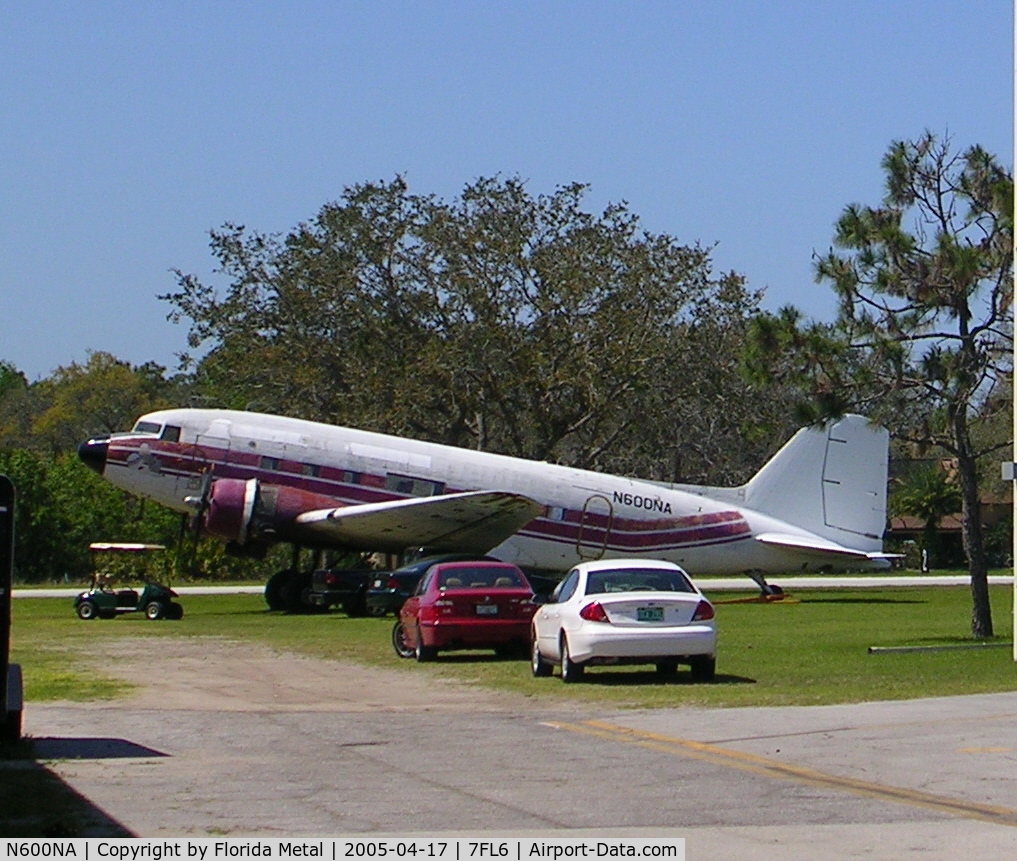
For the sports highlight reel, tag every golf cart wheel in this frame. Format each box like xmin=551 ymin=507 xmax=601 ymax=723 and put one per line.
xmin=76 ymin=600 xmax=99 ymax=620
xmin=145 ymin=601 xmax=166 ymax=620
xmin=167 ymin=602 xmax=184 ymax=620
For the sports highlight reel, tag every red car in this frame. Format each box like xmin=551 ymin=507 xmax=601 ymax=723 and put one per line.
xmin=393 ymin=561 xmax=537 ymax=661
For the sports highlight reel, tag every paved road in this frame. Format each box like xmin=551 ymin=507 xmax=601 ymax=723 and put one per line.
xmin=21 ymin=670 xmax=1017 ymax=858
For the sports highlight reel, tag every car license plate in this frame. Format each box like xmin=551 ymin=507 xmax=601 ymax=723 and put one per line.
xmin=637 ymin=607 xmax=664 ymax=622
xmin=476 ymin=604 xmax=498 ymax=615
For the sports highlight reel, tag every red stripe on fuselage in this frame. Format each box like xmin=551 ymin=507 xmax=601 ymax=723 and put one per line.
xmin=106 ymin=437 xmax=752 ymax=553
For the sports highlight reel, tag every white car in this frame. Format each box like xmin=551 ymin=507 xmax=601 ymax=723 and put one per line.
xmin=530 ymin=559 xmax=716 ymax=682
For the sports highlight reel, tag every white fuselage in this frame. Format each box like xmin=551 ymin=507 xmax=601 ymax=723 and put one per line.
xmin=97 ymin=408 xmax=881 ymax=577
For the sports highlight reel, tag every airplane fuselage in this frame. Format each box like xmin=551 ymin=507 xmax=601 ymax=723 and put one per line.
xmin=85 ymin=408 xmax=883 ymax=577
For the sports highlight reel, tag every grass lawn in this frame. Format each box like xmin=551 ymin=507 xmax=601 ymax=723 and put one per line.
xmin=7 ymin=580 xmax=1017 ymax=709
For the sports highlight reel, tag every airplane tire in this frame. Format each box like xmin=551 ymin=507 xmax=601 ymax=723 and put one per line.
xmin=264 ymin=569 xmax=290 ymax=611
xmin=655 ymin=660 xmax=679 ymax=676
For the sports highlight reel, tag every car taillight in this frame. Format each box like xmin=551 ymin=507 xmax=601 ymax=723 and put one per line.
xmin=386 ymin=577 xmax=399 ymax=589
xmin=324 ymin=572 xmax=339 ymax=587
xmin=579 ymin=601 xmax=609 ymax=622
xmin=692 ymin=600 xmax=715 ymax=621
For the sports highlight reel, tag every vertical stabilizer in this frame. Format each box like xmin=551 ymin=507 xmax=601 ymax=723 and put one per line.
xmin=742 ymin=415 xmax=888 ymax=551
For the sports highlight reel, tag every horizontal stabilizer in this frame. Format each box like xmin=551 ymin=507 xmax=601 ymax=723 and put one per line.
xmin=755 ymin=532 xmax=872 ymax=560
xmin=295 ymin=490 xmax=543 ymax=554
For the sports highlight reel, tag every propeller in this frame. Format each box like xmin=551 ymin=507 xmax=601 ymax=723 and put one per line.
xmin=177 ymin=468 xmax=214 ymax=579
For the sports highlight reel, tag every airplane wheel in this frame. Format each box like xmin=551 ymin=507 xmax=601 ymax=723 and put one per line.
xmin=655 ymin=660 xmax=679 ymax=676
xmin=283 ymin=570 xmax=321 ymax=614
xmin=264 ymin=569 xmax=290 ymax=611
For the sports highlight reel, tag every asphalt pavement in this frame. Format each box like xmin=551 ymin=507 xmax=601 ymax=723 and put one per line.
xmin=21 ymin=681 xmax=1017 ymax=857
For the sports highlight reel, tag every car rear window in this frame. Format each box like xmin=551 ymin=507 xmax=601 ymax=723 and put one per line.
xmin=438 ymin=566 xmax=526 ymax=589
xmin=585 ymin=569 xmax=695 ymax=595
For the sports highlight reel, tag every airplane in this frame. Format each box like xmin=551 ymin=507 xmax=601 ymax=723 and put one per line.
xmin=78 ymin=408 xmax=894 ymax=608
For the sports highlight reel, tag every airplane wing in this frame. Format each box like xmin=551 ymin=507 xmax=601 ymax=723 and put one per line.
xmin=294 ymin=490 xmax=544 ymax=554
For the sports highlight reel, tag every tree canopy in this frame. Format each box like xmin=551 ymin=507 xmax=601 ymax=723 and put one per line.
xmin=165 ymin=175 xmax=794 ymax=483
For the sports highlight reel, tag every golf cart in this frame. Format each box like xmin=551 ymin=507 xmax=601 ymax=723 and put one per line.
xmin=74 ymin=542 xmax=183 ymax=621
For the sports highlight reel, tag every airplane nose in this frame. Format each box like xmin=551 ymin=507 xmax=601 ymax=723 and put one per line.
xmin=78 ymin=437 xmax=109 ymax=475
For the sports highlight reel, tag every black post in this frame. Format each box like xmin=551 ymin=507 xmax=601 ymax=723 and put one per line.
xmin=1 ymin=474 xmax=22 ymax=742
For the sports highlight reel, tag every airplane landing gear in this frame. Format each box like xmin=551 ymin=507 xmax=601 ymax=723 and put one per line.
xmin=748 ymin=571 xmax=786 ymax=600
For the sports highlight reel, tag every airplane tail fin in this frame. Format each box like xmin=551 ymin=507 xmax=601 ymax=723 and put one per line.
xmin=740 ymin=415 xmax=889 ymax=552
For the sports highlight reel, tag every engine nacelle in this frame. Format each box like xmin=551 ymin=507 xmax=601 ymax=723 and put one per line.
xmin=202 ymin=478 xmax=341 ymax=548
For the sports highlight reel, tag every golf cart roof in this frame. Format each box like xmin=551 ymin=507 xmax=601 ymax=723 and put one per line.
xmin=88 ymin=543 xmax=167 ymax=553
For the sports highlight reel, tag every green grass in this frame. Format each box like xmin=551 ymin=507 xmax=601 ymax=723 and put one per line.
xmin=8 ymin=583 xmax=1017 ymax=709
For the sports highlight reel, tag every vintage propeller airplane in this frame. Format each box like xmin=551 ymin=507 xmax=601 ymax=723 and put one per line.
xmin=79 ymin=408 xmax=894 ymax=607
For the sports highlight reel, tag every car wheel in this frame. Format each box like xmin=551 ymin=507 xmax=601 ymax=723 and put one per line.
xmin=655 ymin=660 xmax=679 ymax=676
xmin=76 ymin=600 xmax=98 ymax=620
xmin=560 ymin=635 xmax=584 ymax=683
xmin=690 ymin=655 xmax=716 ymax=682
xmin=145 ymin=601 xmax=166 ymax=620
xmin=531 ymin=635 xmax=552 ymax=677
xmin=391 ymin=621 xmax=416 ymax=659
xmin=414 ymin=626 xmax=437 ymax=662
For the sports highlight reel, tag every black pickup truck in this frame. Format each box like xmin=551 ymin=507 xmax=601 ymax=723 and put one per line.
xmin=308 ymin=567 xmax=379 ymax=616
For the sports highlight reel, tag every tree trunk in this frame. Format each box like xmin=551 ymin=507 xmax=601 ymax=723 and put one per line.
xmin=956 ymin=452 xmax=993 ymax=638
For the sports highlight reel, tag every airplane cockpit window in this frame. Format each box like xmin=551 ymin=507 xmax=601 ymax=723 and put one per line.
xmin=132 ymin=421 xmax=162 ymax=435
xmin=160 ymin=425 xmax=181 ymax=442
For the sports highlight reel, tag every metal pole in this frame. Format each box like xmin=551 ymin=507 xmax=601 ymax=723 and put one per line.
xmin=1013 ymin=0 xmax=1016 ymax=661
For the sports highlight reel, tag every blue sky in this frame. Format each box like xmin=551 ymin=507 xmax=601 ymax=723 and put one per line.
xmin=1 ymin=1 xmax=1012 ymax=381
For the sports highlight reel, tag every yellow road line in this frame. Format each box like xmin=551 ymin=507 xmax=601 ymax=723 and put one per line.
xmin=543 ymin=719 xmax=1017 ymax=828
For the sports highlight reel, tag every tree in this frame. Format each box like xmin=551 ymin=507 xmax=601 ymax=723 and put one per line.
xmin=752 ymin=133 xmax=1012 ymax=637
xmin=889 ymin=463 xmax=964 ymax=568
xmin=164 ymin=176 xmax=781 ymax=480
